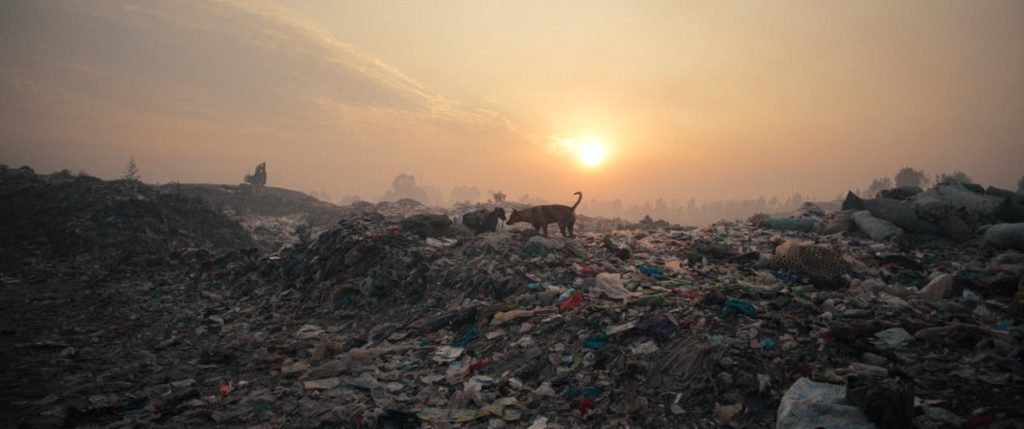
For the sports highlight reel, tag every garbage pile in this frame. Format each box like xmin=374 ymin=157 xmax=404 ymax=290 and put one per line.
xmin=756 ymin=181 xmax=1024 ymax=252
xmin=2 ymin=176 xmax=1023 ymax=428
xmin=0 ymin=166 xmax=253 ymax=282
xmin=162 ymin=183 xmax=353 ymax=251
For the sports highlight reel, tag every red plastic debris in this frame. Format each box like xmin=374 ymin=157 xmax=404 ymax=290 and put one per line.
xmin=574 ymin=397 xmax=596 ymax=415
xmin=468 ymin=359 xmax=492 ymax=372
xmin=559 ymin=291 xmax=585 ymax=312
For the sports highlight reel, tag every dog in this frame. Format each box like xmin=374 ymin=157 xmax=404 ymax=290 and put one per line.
xmin=462 ymin=207 xmax=507 ymax=234
xmin=507 ymin=192 xmax=581 ymax=237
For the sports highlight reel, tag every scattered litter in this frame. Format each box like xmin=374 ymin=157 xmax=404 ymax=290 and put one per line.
xmin=3 ymin=169 xmax=1022 ymax=427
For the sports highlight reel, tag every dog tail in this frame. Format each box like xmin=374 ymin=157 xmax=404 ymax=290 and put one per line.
xmin=571 ymin=191 xmax=583 ymax=210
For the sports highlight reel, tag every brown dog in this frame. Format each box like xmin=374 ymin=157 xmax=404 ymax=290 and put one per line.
xmin=507 ymin=192 xmax=581 ymax=237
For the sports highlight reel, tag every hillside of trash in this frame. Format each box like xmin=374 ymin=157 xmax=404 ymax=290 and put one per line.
xmin=0 ymin=166 xmax=254 ymax=283
xmin=1 ymin=169 xmax=1023 ymax=428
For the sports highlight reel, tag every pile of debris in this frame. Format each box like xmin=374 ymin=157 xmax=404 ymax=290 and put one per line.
xmin=755 ymin=181 xmax=1024 ymax=252
xmin=162 ymin=183 xmax=352 ymax=251
xmin=2 ymin=175 xmax=1023 ymax=428
xmin=0 ymin=166 xmax=253 ymax=282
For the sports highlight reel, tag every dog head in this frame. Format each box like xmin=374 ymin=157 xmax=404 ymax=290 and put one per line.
xmin=492 ymin=207 xmax=507 ymax=221
xmin=507 ymin=208 xmax=524 ymax=224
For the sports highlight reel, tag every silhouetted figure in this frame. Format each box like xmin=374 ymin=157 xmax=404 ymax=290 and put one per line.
xmin=245 ymin=162 xmax=267 ymax=187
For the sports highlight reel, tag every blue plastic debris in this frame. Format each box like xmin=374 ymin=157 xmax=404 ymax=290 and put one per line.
xmin=563 ymin=386 xmax=601 ymax=400
xmin=639 ymin=266 xmax=664 ymax=276
xmin=772 ymin=271 xmax=800 ymax=285
xmin=583 ymin=333 xmax=609 ymax=350
xmin=455 ymin=326 xmax=479 ymax=347
xmin=557 ymin=288 xmax=576 ymax=304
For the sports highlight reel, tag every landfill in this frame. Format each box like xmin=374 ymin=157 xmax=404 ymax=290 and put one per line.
xmin=2 ymin=168 xmax=1024 ymax=428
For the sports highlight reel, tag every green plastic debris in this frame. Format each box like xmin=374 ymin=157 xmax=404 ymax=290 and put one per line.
xmin=633 ymin=294 xmax=667 ymax=306
xmin=721 ymin=298 xmax=757 ymax=319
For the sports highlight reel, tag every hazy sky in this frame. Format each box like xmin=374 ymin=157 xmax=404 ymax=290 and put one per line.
xmin=2 ymin=0 xmax=1022 ymax=204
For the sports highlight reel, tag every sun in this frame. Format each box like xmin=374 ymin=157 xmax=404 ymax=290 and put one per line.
xmin=574 ymin=138 xmax=610 ymax=167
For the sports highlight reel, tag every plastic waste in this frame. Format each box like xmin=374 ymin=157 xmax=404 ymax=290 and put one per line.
xmin=776 ymin=378 xmax=875 ymax=429
xmin=563 ymin=386 xmax=600 ymax=400
xmin=303 ymin=377 xmax=340 ymax=391
xmin=864 ymin=198 xmax=932 ymax=233
xmin=873 ymin=327 xmax=912 ymax=348
xmin=983 ymin=223 xmax=1024 ymax=251
xmin=821 ymin=211 xmax=853 ymax=234
xmin=591 ymin=272 xmax=631 ymax=299
xmin=632 ymin=294 xmax=667 ymax=306
xmin=526 ymin=416 xmax=548 ymax=429
xmin=432 ymin=346 xmax=464 ymax=364
xmin=721 ymin=298 xmax=756 ymax=319
xmin=852 ymin=211 xmax=904 ymax=241
xmin=583 ymin=333 xmax=609 ymax=349
xmin=918 ymin=273 xmax=953 ymax=300
xmin=558 ymin=291 xmax=584 ymax=311
xmin=994 ymin=321 xmax=1014 ymax=331
xmin=714 ymin=402 xmax=744 ymax=426
xmin=918 ymin=184 xmax=1003 ymax=216
xmin=639 ymin=266 xmax=664 ymax=276
xmin=962 ymin=289 xmax=983 ymax=302
xmin=455 ymin=327 xmax=479 ymax=347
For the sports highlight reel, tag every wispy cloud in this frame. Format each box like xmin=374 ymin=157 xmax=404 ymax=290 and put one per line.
xmin=0 ymin=0 xmax=536 ymax=194
xmin=0 ymin=0 xmax=521 ymax=140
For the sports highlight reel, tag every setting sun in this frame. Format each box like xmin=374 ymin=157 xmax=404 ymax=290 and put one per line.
xmin=572 ymin=138 xmax=610 ymax=168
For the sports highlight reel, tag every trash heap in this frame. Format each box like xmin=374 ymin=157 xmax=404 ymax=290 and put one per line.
xmin=756 ymin=181 xmax=1024 ymax=251
xmin=3 ymin=176 xmax=1023 ymax=428
xmin=162 ymin=183 xmax=355 ymax=251
xmin=156 ymin=211 xmax=1024 ymax=427
xmin=0 ymin=166 xmax=253 ymax=282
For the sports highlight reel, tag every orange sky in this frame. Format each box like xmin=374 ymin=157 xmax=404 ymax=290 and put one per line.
xmin=1 ymin=0 xmax=1022 ymax=205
